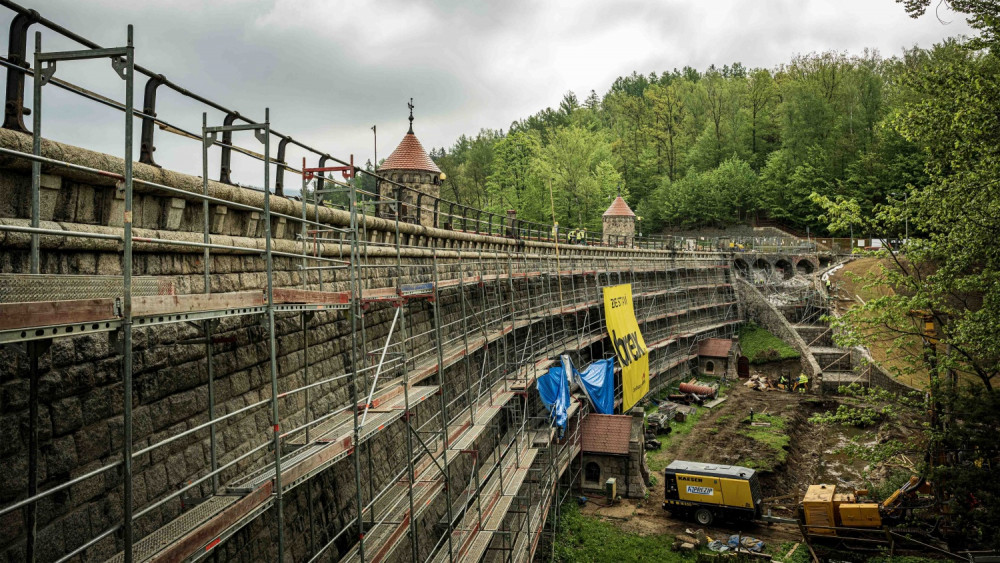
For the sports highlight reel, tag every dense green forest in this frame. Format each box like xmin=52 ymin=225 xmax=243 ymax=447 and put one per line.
xmin=432 ymin=0 xmax=1000 ymax=545
xmin=429 ymin=48 xmax=937 ymax=236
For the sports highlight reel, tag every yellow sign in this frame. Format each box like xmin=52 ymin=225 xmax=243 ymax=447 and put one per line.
xmin=603 ymin=284 xmax=649 ymax=412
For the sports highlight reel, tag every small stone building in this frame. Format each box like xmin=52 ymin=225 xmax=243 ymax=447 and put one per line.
xmin=577 ymin=409 xmax=648 ymax=499
xmin=602 ymin=195 xmax=636 ymax=245
xmin=697 ymin=338 xmax=738 ymax=378
xmin=377 ymin=109 xmax=442 ymax=228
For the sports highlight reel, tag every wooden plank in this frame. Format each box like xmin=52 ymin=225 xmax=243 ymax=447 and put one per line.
xmin=133 ymin=291 xmax=265 ymax=317
xmin=151 ymin=482 xmax=272 ymax=563
xmin=360 ymin=287 xmax=399 ymax=301
xmin=273 ymin=287 xmax=350 ymax=305
xmin=0 ymin=298 xmax=116 ymax=330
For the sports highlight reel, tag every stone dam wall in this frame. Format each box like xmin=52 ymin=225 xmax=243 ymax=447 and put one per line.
xmin=0 ymin=130 xmax=742 ymax=563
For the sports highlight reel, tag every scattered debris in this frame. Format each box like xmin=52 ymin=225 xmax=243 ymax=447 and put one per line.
xmin=728 ymin=534 xmax=764 ymax=552
xmin=744 ymin=374 xmax=775 ymax=391
xmin=704 ymin=396 xmax=728 ymax=408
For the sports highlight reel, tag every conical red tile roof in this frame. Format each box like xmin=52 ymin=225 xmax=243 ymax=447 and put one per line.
xmin=379 ymin=133 xmax=441 ymax=174
xmin=603 ymin=195 xmax=635 ymax=217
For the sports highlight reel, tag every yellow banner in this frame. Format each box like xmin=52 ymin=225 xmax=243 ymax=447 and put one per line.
xmin=603 ymin=284 xmax=649 ymax=412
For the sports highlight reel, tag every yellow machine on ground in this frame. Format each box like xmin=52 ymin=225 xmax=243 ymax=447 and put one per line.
xmin=800 ymin=476 xmax=930 ymax=536
xmin=662 ymin=460 xmax=763 ymax=526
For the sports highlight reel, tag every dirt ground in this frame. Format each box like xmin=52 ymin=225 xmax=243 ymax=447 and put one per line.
xmin=580 ymin=360 xmax=873 ymax=552
xmin=828 ymin=257 xmax=932 ymax=390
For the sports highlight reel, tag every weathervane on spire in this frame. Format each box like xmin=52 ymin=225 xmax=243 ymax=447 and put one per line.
xmin=407 ymin=98 xmax=414 ymax=134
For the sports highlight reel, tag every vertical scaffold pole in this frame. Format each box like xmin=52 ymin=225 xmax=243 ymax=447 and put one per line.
xmin=26 ymin=31 xmax=43 ymax=563
xmin=399 ymin=294 xmax=419 ymax=563
xmin=121 ymin=26 xmax=136 ymax=562
xmin=349 ymin=168 xmax=366 ymax=562
xmin=260 ymin=108 xmax=285 ymax=560
xmin=300 ymin=159 xmax=316 ymax=556
xmin=456 ymin=249 xmax=475 ymax=424
xmin=202 ymin=113 xmax=218 ymax=494
xmin=430 ymin=249 xmax=455 ymax=561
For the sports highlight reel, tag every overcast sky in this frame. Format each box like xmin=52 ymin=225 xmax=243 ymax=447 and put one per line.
xmin=6 ymin=0 xmax=971 ymax=190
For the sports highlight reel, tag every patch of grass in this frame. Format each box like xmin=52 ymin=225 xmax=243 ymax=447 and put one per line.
xmin=553 ymin=501 xmax=695 ymax=562
xmin=771 ymin=541 xmax=810 ymax=563
xmin=737 ymin=413 xmax=790 ymax=472
xmin=738 ymin=323 xmax=800 ymax=364
xmin=646 ymin=408 xmax=702 ymax=472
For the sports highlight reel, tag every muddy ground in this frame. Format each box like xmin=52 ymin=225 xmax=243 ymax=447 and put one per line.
xmin=579 ymin=360 xmax=877 ymax=552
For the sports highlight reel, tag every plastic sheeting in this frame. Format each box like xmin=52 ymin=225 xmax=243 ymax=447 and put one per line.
xmin=538 ymin=362 xmax=570 ymax=437
xmin=573 ymin=358 xmax=615 ymax=414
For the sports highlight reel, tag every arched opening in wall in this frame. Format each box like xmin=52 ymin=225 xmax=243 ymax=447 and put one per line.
xmin=796 ymin=260 xmax=815 ymax=276
xmin=774 ymin=259 xmax=794 ymax=280
xmin=818 ymin=256 xmax=833 ymax=268
xmin=705 ymin=360 xmax=715 ymax=374
xmin=585 ymin=462 xmax=601 ymax=484
xmin=733 ymin=258 xmax=750 ymax=278
xmin=752 ymin=258 xmax=771 ymax=275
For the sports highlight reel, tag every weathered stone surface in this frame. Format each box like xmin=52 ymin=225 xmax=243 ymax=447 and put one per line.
xmin=0 ymin=129 xmax=759 ymax=561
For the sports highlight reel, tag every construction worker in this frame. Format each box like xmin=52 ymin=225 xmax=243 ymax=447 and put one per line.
xmin=794 ymin=372 xmax=809 ymax=393
xmin=567 ymin=228 xmax=576 ymax=244
xmin=576 ymin=228 xmax=586 ymax=245
xmin=778 ymin=374 xmax=789 ymax=391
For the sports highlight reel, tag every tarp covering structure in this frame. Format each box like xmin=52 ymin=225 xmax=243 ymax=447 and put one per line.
xmin=539 ymin=355 xmax=617 ymax=436
xmin=538 ymin=361 xmax=570 ymax=438
xmin=573 ymin=358 xmax=615 ymax=414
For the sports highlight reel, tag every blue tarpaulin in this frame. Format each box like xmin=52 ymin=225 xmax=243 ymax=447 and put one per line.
xmin=573 ymin=358 xmax=615 ymax=414
xmin=538 ymin=363 xmax=570 ymax=437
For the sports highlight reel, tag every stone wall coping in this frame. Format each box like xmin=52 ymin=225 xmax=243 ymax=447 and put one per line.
xmin=0 ymin=129 xmax=720 ymax=260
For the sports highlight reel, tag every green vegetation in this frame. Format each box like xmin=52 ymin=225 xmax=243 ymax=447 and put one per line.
xmin=771 ymin=541 xmax=810 ymax=563
xmin=738 ymin=413 xmax=790 ymax=471
xmin=807 ymin=2 xmax=1000 ymax=547
xmin=432 ymin=44 xmax=934 ymax=236
xmin=553 ymin=502 xmax=694 ymax=562
xmin=737 ymin=323 xmax=800 ymax=364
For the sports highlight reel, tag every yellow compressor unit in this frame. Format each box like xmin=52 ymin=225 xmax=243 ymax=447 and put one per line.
xmin=662 ymin=460 xmax=763 ymax=526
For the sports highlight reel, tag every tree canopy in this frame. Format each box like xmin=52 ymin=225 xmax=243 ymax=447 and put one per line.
xmin=432 ymin=51 xmax=915 ymax=235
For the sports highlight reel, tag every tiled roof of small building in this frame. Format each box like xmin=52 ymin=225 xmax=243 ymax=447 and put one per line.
xmin=379 ymin=133 xmax=442 ymax=174
xmin=603 ymin=195 xmax=635 ymax=217
xmin=580 ymin=414 xmax=632 ymax=455
xmin=698 ymin=338 xmax=733 ymax=358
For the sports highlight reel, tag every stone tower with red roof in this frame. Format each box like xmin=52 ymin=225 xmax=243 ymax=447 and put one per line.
xmin=602 ymin=194 xmax=636 ymax=245
xmin=377 ymin=100 xmax=442 ymax=228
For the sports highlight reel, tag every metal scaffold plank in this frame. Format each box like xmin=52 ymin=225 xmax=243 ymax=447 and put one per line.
xmin=0 ymin=273 xmax=174 ymax=303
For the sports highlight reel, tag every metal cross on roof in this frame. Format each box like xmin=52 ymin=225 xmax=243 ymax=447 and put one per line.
xmin=408 ymin=98 xmax=414 ymax=134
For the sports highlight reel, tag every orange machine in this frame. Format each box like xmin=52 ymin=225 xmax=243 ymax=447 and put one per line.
xmin=800 ymin=476 xmax=930 ymax=536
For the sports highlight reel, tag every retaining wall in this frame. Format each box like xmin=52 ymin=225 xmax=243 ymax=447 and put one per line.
xmin=0 ymin=132 xmax=742 ymax=562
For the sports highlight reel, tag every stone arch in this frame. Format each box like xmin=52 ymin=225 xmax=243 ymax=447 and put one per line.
xmin=795 ymin=259 xmax=815 ymax=276
xmin=705 ymin=360 xmax=716 ymax=374
xmin=774 ymin=258 xmax=794 ymax=280
xmin=584 ymin=461 xmax=601 ymax=484
xmin=752 ymin=258 xmax=771 ymax=274
xmin=733 ymin=258 xmax=750 ymax=278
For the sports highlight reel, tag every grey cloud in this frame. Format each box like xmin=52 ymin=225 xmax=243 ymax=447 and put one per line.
xmin=1 ymin=0 xmax=972 ymax=188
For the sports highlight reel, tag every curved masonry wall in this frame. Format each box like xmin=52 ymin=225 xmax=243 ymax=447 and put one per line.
xmin=0 ymin=131 xmax=741 ymax=562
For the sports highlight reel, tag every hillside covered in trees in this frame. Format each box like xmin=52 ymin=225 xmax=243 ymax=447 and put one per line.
xmin=427 ymin=45 xmax=946 ymax=237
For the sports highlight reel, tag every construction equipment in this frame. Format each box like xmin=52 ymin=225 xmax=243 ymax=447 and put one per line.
xmin=800 ymin=476 xmax=932 ymax=536
xmin=605 ymin=478 xmax=618 ymax=502
xmin=662 ymin=460 xmax=763 ymax=526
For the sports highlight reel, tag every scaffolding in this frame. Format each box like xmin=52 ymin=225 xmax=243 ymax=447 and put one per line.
xmin=0 ymin=8 xmax=761 ymax=563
